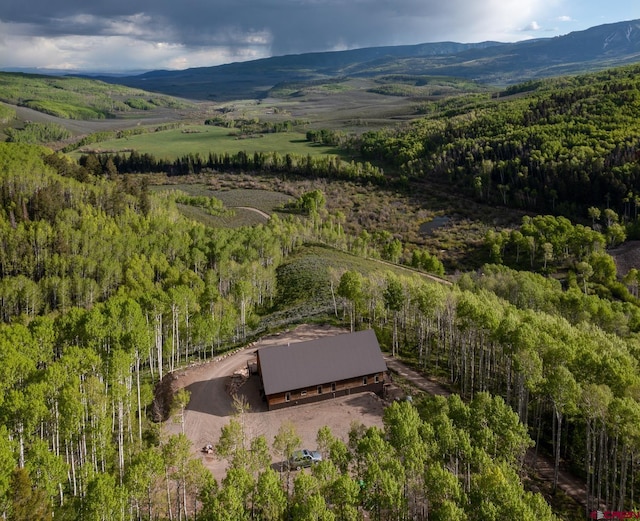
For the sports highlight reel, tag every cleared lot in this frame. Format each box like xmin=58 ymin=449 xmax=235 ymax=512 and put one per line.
xmin=164 ymin=324 xmax=387 ymax=481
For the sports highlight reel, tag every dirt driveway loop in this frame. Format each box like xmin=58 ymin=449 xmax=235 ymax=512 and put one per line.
xmin=165 ymin=324 xmax=386 ymax=481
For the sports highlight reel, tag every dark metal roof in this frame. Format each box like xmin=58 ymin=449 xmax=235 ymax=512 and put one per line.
xmin=258 ymin=329 xmax=387 ymax=396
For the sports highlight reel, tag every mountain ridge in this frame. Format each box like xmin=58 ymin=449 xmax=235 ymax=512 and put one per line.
xmin=69 ymin=19 xmax=640 ymax=100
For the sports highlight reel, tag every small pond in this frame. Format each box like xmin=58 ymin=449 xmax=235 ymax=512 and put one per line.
xmin=419 ymin=216 xmax=450 ymax=235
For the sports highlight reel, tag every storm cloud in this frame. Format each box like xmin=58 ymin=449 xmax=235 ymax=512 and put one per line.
xmin=0 ymin=0 xmax=632 ymax=71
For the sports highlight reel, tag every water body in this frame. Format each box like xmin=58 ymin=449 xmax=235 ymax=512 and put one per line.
xmin=419 ymin=216 xmax=450 ymax=235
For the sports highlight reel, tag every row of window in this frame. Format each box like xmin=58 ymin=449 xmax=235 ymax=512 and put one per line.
xmin=284 ymin=375 xmax=380 ymax=402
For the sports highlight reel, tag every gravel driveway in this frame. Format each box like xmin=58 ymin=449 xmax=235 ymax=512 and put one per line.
xmin=165 ymin=324 xmax=387 ymax=481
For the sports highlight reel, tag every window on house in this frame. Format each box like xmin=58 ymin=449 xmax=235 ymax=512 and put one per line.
xmin=331 ymin=382 xmax=336 ymax=392
xmin=375 ymin=374 xmax=379 ymax=383
xmin=285 ymin=392 xmax=291 ymax=402
xmin=301 ymin=390 xmax=307 ymax=397
xmin=362 ymin=376 xmax=368 ymax=385
xmin=317 ymin=385 xmax=323 ymax=394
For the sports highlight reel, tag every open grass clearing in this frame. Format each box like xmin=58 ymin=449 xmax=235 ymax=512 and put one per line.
xmin=152 ymin=184 xmax=294 ymax=214
xmin=75 ymin=124 xmax=344 ymax=160
xmin=147 ymin=173 xmax=526 ymax=271
xmin=3 ymin=104 xmax=189 ymax=139
xmin=266 ymin=81 xmax=425 ymax=132
xmin=176 ymin=203 xmax=270 ymax=228
xmin=209 ymin=188 xmax=294 ymax=213
xmin=204 ymin=79 xmax=429 ymax=133
xmin=152 ymin=184 xmax=296 ymax=228
xmin=276 ymin=243 xmax=449 ymax=310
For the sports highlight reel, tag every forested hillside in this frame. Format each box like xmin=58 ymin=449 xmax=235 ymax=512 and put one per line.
xmin=0 ymin=141 xmax=558 ymax=519
xmin=1 ymin=140 xmax=640 ymax=520
xmin=0 ymin=142 xmax=309 ymax=517
xmin=355 ymin=65 xmax=640 ymax=222
xmin=0 ymin=73 xmax=190 ymax=120
xmin=4 ymin=62 xmax=640 ymax=520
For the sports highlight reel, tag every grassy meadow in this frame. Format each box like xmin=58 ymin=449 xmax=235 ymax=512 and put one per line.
xmin=275 ymin=243 xmax=448 ymax=322
xmin=76 ymin=124 xmax=344 ymax=160
xmin=175 ymin=204 xmax=274 ymax=228
xmin=0 ymin=72 xmax=191 ymax=120
xmin=209 ymin=188 xmax=294 ymax=212
xmin=151 ymin=185 xmax=296 ymax=227
xmin=159 ymin=185 xmax=293 ymax=212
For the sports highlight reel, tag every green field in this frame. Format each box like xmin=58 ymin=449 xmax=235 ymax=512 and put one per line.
xmin=150 ymin=186 xmax=296 ymax=227
xmin=210 ymin=188 xmax=293 ymax=212
xmin=0 ymin=72 xmax=191 ymax=120
xmin=77 ymin=124 xmax=343 ymax=160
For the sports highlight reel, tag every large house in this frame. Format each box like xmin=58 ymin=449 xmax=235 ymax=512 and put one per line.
xmin=256 ymin=329 xmax=387 ymax=410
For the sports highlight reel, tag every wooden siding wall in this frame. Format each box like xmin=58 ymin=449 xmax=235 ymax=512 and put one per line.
xmin=266 ymin=372 xmax=386 ymax=410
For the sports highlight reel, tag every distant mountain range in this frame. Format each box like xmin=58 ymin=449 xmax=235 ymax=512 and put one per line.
xmin=1 ymin=68 xmax=150 ymax=77
xmin=95 ymin=19 xmax=640 ymax=100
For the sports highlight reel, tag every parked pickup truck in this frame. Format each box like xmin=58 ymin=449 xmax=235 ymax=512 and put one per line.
xmin=289 ymin=449 xmax=322 ymax=470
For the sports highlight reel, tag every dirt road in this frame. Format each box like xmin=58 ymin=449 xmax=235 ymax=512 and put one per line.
xmin=232 ymin=206 xmax=271 ymax=220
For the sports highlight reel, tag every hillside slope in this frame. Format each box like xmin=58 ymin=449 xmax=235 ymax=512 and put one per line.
xmin=100 ymin=19 xmax=640 ymax=100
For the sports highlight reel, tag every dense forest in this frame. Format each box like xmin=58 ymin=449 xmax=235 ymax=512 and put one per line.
xmin=3 ymin=62 xmax=640 ymax=520
xmin=78 ymin=149 xmax=386 ymax=185
xmin=352 ymin=65 xmax=640 ymax=222
xmin=0 ymin=140 xmax=638 ymax=520
xmin=0 ymin=141 xmax=559 ymax=520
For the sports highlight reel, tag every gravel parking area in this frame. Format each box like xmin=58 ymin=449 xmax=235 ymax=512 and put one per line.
xmin=164 ymin=324 xmax=387 ymax=481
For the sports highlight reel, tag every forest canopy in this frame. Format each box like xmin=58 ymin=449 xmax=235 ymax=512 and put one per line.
xmin=3 ymin=61 xmax=640 ymax=520
xmin=354 ymin=65 xmax=640 ymax=220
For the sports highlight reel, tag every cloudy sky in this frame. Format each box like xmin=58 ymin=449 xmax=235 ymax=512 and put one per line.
xmin=0 ymin=1 xmax=637 ymax=72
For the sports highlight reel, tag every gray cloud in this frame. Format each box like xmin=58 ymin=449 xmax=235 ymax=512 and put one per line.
xmin=0 ymin=0 xmax=632 ymax=71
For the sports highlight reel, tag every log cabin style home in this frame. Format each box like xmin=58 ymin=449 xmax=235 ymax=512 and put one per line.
xmin=256 ymin=329 xmax=387 ymax=410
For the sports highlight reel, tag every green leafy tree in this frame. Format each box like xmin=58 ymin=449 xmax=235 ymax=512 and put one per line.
xmin=125 ymin=446 xmax=164 ymax=521
xmin=424 ymin=465 xmax=465 ymax=520
xmin=574 ymin=260 xmax=594 ymax=294
xmin=81 ymin=473 xmax=122 ymax=521
xmin=217 ymin=467 xmax=253 ymax=520
xmin=0 ymin=426 xmax=15 ymax=517
xmin=216 ymin=417 xmax=247 ymax=468
xmin=299 ymin=189 xmax=326 ymax=215
xmin=291 ymin=472 xmax=335 ymax=521
xmin=354 ymin=427 xmax=406 ymax=521
xmin=337 ymin=271 xmax=363 ymax=332
xmin=316 ymin=426 xmax=351 ymax=474
xmin=185 ymin=458 xmax=216 ymax=521
xmin=382 ymin=238 xmax=403 ymax=264
xmin=254 ymin=468 xmax=287 ymax=521
xmin=588 ymin=206 xmax=601 ymax=228
xmin=173 ymin=388 xmax=191 ymax=434
xmin=605 ymin=222 xmax=626 ymax=248
xmin=25 ymin=438 xmax=67 ymax=510
xmin=273 ymin=420 xmax=302 ymax=472
xmin=329 ymin=473 xmax=361 ymax=521
xmin=162 ymin=433 xmax=193 ymax=520
xmin=545 ymin=365 xmax=579 ymax=490
xmin=383 ymin=276 xmax=404 ymax=357
xmin=470 ymin=458 xmax=555 ymax=521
